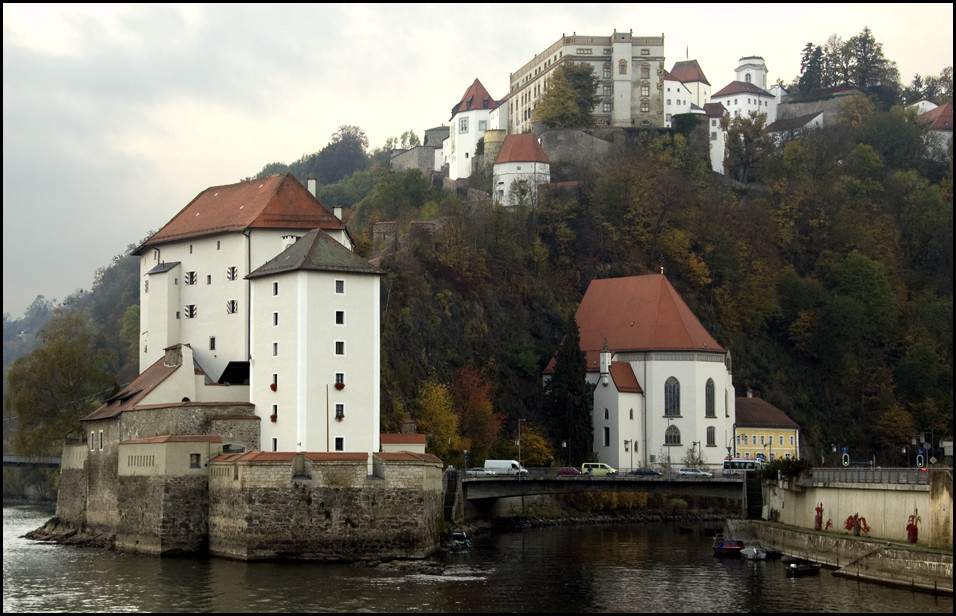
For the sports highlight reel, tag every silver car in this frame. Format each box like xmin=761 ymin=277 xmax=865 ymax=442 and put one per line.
xmin=464 ymin=467 xmax=496 ymax=478
xmin=677 ymin=467 xmax=713 ymax=477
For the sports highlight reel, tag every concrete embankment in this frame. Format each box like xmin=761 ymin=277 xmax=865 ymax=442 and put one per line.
xmin=727 ymin=519 xmax=953 ymax=596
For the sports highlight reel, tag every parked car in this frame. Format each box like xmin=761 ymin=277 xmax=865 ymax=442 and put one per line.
xmin=677 ymin=467 xmax=713 ymax=477
xmin=581 ymin=462 xmax=617 ymax=476
xmin=557 ymin=467 xmax=583 ymax=476
xmin=631 ymin=467 xmax=662 ymax=477
xmin=464 ymin=467 xmax=496 ymax=478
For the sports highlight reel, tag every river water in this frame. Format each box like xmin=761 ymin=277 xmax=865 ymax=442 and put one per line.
xmin=4 ymin=505 xmax=952 ymax=613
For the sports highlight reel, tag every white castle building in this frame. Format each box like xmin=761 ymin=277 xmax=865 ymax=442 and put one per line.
xmin=135 ymin=173 xmax=383 ymax=457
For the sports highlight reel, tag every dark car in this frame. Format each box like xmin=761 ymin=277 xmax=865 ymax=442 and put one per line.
xmin=631 ymin=467 xmax=662 ymax=477
xmin=557 ymin=467 xmax=583 ymax=476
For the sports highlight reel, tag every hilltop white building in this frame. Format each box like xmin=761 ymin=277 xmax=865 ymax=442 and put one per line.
xmin=493 ymin=133 xmax=551 ymax=205
xmin=443 ymin=78 xmax=499 ymax=180
xmin=507 ymin=30 xmax=667 ymax=134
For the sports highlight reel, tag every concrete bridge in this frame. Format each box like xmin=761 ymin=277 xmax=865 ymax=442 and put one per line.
xmin=2 ymin=454 xmax=61 ymax=468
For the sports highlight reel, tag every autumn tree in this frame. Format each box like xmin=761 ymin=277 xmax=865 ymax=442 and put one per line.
xmin=720 ymin=111 xmax=774 ymax=183
xmin=414 ymin=377 xmax=462 ymax=464
xmin=5 ymin=310 xmax=117 ymax=455
xmin=451 ymin=366 xmax=503 ymax=464
xmin=542 ymin=314 xmax=593 ymax=464
xmin=532 ymin=63 xmax=600 ymax=129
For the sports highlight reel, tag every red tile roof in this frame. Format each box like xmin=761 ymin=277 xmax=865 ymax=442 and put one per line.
xmin=669 ymin=60 xmax=710 ymax=86
xmin=921 ymin=102 xmax=953 ymax=131
xmin=712 ymin=81 xmax=773 ymax=98
xmin=609 ymin=361 xmax=643 ymax=393
xmin=703 ymin=102 xmax=727 ymax=118
xmin=494 ymin=133 xmax=550 ymax=164
xmin=83 ymin=353 xmax=181 ymax=421
xmin=140 ymin=173 xmax=343 ymax=250
xmin=380 ymin=434 xmax=427 ymax=444
xmin=734 ymin=396 xmax=800 ymax=429
xmin=450 ymin=78 xmax=497 ymax=119
xmin=575 ymin=275 xmax=723 ymax=371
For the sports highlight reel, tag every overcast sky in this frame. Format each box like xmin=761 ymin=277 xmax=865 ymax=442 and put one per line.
xmin=3 ymin=3 xmax=953 ymax=319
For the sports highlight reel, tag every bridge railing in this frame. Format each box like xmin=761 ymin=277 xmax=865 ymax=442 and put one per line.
xmin=810 ymin=467 xmax=938 ymax=485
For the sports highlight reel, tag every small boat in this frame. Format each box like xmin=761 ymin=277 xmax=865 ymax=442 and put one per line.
xmin=740 ymin=545 xmax=767 ymax=560
xmin=786 ymin=562 xmax=822 ymax=577
xmin=450 ymin=531 xmax=473 ymax=550
xmin=712 ymin=535 xmax=745 ymax=557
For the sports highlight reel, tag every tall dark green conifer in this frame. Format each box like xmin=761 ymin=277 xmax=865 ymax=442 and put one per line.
xmin=543 ymin=313 xmax=593 ymax=465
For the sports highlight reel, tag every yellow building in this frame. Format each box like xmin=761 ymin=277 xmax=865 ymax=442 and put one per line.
xmin=733 ymin=394 xmax=800 ymax=461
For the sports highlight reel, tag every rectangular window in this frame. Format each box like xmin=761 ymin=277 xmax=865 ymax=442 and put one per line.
xmin=334 ymin=437 xmax=344 ymax=452
xmin=226 ymin=299 xmax=238 ymax=314
xmin=99 ymin=431 xmax=104 ymax=450
xmin=603 ymin=86 xmax=612 ymax=96
xmin=641 ymin=102 xmax=649 ymax=112
xmin=335 ymin=280 xmax=345 ymax=294
xmin=335 ymin=372 xmax=345 ymax=385
xmin=190 ymin=453 xmax=200 ymax=469
xmin=603 ymin=427 xmax=610 ymax=447
xmin=272 ymin=438 xmax=278 ymax=452
xmin=641 ymin=49 xmax=650 ymax=55
xmin=209 ymin=336 xmax=216 ymax=350
xmin=226 ymin=266 xmax=238 ymax=281
xmin=335 ymin=404 xmax=345 ymax=419
xmin=459 ymin=117 xmax=468 ymax=134
xmin=603 ymin=67 xmax=611 ymax=79
xmin=273 ymin=342 xmax=278 ymax=356
xmin=335 ymin=310 xmax=345 ymax=325
xmin=273 ymin=312 xmax=279 ymax=326
xmin=335 ymin=341 xmax=345 ymax=355
xmin=779 ymin=435 xmax=784 ymax=446
xmin=641 ymin=67 xmax=650 ymax=79
xmin=711 ymin=132 xmax=717 ymax=140
xmin=478 ymin=120 xmax=487 ymax=131
xmin=712 ymin=119 xmax=717 ymax=126
xmin=273 ymin=282 xmax=279 ymax=296
xmin=641 ymin=86 xmax=650 ymax=97
xmin=185 ymin=271 xmax=197 ymax=285
xmin=90 ymin=432 xmax=95 ymax=451
xmin=272 ymin=404 xmax=277 ymax=417
xmin=603 ymin=103 xmax=612 ymax=112
xmin=189 ymin=244 xmax=193 ymax=254
xmin=576 ymin=48 xmax=592 ymax=55
xmin=666 ymin=114 xmax=672 ymax=122
xmin=184 ymin=304 xmax=197 ymax=318
xmin=207 ymin=274 xmax=212 ymax=285
xmin=760 ymin=435 xmax=765 ymax=446
xmin=619 ymin=61 xmax=627 ymax=75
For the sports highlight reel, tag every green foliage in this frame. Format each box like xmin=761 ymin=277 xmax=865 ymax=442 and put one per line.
xmin=542 ymin=314 xmax=593 ymax=464
xmin=761 ymin=457 xmax=812 ymax=479
xmin=532 ymin=63 xmax=600 ymax=129
xmin=5 ymin=311 xmax=117 ymax=455
xmin=720 ymin=111 xmax=774 ymax=183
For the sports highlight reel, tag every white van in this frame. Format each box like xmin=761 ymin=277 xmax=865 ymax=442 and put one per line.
xmin=484 ymin=459 xmax=528 ymax=475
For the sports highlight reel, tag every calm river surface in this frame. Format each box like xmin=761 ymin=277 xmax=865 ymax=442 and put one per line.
xmin=4 ymin=505 xmax=952 ymax=613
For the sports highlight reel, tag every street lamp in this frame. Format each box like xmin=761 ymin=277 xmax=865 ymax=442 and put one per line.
xmin=693 ymin=441 xmax=700 ymax=466
xmin=563 ymin=439 xmax=571 ymax=465
xmin=624 ymin=439 xmax=633 ymax=471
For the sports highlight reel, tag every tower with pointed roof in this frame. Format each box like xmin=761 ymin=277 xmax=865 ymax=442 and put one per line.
xmin=492 ymin=133 xmax=551 ymax=205
xmin=545 ymin=274 xmax=736 ymax=471
xmin=443 ymin=78 xmax=498 ymax=180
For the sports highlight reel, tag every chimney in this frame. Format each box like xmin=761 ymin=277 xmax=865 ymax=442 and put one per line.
xmin=307 ymin=177 xmax=317 ymax=197
xmin=334 ymin=206 xmax=343 ymax=221
xmin=746 ymin=388 xmax=753 ymax=398
xmin=282 ymin=234 xmax=297 ymax=249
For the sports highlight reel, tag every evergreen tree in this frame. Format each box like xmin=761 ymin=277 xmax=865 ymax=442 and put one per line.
xmin=542 ymin=313 xmax=593 ymax=464
xmin=532 ymin=63 xmax=600 ymax=129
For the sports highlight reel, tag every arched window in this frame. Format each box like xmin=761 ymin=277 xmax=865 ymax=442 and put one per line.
xmin=707 ymin=426 xmax=716 ymax=446
xmin=665 ymin=424 xmax=681 ymax=445
xmin=619 ymin=59 xmax=627 ymax=75
xmin=629 ymin=408 xmax=634 ymax=420
xmin=705 ymin=379 xmax=715 ymax=417
xmin=604 ymin=408 xmax=609 ymax=420
xmin=665 ymin=377 xmax=680 ymax=415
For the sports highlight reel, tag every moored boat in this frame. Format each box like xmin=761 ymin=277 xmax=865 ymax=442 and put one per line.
xmin=712 ymin=535 xmax=745 ymax=557
xmin=786 ymin=562 xmax=822 ymax=577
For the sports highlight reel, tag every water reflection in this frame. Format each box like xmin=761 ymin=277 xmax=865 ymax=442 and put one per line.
xmin=4 ymin=506 xmax=952 ymax=613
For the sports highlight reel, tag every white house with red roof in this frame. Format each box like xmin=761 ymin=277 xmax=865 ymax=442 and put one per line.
xmin=668 ymin=59 xmax=712 ymax=108
xmin=920 ymin=102 xmax=953 ymax=161
xmin=711 ymin=56 xmax=778 ymax=125
xmin=133 ymin=173 xmax=383 ymax=458
xmin=550 ymin=274 xmax=736 ymax=471
xmin=443 ymin=78 xmax=498 ymax=180
xmin=493 ymin=133 xmax=551 ymax=205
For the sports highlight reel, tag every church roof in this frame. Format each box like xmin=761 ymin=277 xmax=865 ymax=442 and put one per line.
xmin=575 ymin=275 xmax=724 ymax=371
xmin=712 ymin=81 xmax=773 ymax=98
xmin=610 ymin=361 xmax=643 ymax=393
xmin=734 ymin=396 xmax=800 ymax=429
xmin=669 ymin=59 xmax=710 ymax=86
xmin=138 ymin=173 xmax=343 ymax=251
xmin=450 ymin=78 xmax=497 ymax=119
xmin=494 ymin=133 xmax=550 ymax=164
xmin=247 ymin=228 xmax=383 ymax=278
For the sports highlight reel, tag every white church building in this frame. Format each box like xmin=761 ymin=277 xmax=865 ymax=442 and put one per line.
xmin=562 ymin=274 xmax=736 ymax=471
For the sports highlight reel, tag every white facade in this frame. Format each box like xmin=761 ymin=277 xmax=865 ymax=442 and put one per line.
xmin=735 ymin=56 xmax=768 ymax=90
xmin=493 ymin=159 xmax=551 ymax=206
xmin=508 ymin=30 xmax=666 ymax=134
xmin=443 ymin=79 xmax=497 ymax=180
xmin=250 ymin=261 xmax=380 ymax=456
xmin=663 ymin=76 xmax=695 ymax=128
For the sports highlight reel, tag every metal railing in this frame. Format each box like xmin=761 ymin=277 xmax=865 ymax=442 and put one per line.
xmin=810 ymin=467 xmax=939 ymax=485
